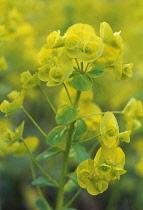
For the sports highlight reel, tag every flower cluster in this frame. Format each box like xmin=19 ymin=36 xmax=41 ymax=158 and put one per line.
xmin=123 ymin=97 xmax=143 ymax=130
xmin=37 ymin=22 xmax=133 ymax=91
xmin=76 ymin=112 xmax=131 ymax=195
xmin=0 ymin=121 xmax=39 ymax=157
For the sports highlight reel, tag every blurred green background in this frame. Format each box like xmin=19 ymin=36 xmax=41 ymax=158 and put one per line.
xmin=0 ymin=0 xmax=143 ymax=209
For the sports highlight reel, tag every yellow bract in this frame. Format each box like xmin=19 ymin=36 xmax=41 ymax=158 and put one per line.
xmin=0 ymin=90 xmax=25 ymax=116
xmin=47 ymin=30 xmax=64 ymax=48
xmin=38 ymin=54 xmax=73 ymax=86
xmin=76 ymin=159 xmax=108 ymax=195
xmin=20 ymin=70 xmax=40 ymax=88
xmin=94 ymin=146 xmax=126 ymax=181
xmin=65 ymin=23 xmax=104 ymax=62
xmin=100 ymin=112 xmax=119 ymax=148
xmin=123 ymin=98 xmax=143 ymax=130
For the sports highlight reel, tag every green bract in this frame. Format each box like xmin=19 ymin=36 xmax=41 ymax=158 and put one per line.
xmin=70 ymin=72 xmax=93 ymax=91
xmin=56 ymin=104 xmax=78 ymax=124
xmin=46 ymin=125 xmax=68 ymax=146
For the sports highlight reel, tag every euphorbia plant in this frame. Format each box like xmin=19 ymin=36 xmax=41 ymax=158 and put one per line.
xmin=0 ymin=22 xmax=142 ymax=210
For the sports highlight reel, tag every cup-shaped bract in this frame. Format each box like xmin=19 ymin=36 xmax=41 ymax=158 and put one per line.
xmin=65 ymin=23 xmax=104 ymax=62
xmin=121 ymin=63 xmax=133 ymax=80
xmin=47 ymin=30 xmax=64 ymax=48
xmin=20 ymin=70 xmax=40 ymax=88
xmin=0 ymin=90 xmax=25 ymax=116
xmin=38 ymin=54 xmax=73 ymax=86
xmin=123 ymin=98 xmax=143 ymax=130
xmin=76 ymin=159 xmax=109 ymax=195
xmin=94 ymin=146 xmax=126 ymax=181
xmin=100 ymin=112 xmax=119 ymax=148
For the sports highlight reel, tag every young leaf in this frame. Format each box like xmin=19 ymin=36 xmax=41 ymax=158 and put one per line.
xmin=32 ymin=177 xmax=56 ymax=187
xmin=36 ymin=147 xmax=63 ymax=162
xmin=46 ymin=125 xmax=68 ymax=145
xmin=86 ymin=65 xmax=105 ymax=78
xmin=56 ymin=104 xmax=78 ymax=125
xmin=72 ymin=144 xmax=90 ymax=162
xmin=70 ymin=73 xmax=93 ymax=91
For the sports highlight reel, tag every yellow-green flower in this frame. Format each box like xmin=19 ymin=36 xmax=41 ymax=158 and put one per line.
xmin=38 ymin=54 xmax=73 ymax=86
xmin=76 ymin=159 xmax=109 ymax=195
xmin=65 ymin=23 xmax=104 ymax=62
xmin=96 ymin=22 xmax=132 ymax=81
xmin=37 ymin=44 xmax=63 ymax=65
xmin=94 ymin=146 xmax=126 ymax=181
xmin=123 ymin=98 xmax=143 ymax=130
xmin=3 ymin=121 xmax=24 ymax=144
xmin=46 ymin=30 xmax=64 ymax=48
xmin=20 ymin=70 xmax=40 ymax=88
xmin=100 ymin=112 xmax=119 ymax=148
xmin=0 ymin=90 xmax=25 ymax=116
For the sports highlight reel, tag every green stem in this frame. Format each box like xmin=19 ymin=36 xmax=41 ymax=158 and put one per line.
xmin=22 ymin=139 xmax=58 ymax=187
xmin=75 ymin=58 xmax=80 ymax=71
xmin=63 ymin=83 xmax=72 ymax=104
xmin=39 ymin=84 xmax=56 ymax=114
xmin=29 ymin=159 xmax=52 ymax=210
xmin=80 ymin=111 xmax=124 ymax=119
xmin=74 ymin=134 xmax=101 ymax=144
xmin=63 ymin=188 xmax=82 ymax=209
xmin=81 ymin=62 xmax=84 ymax=73
xmin=84 ymin=62 xmax=90 ymax=73
xmin=55 ymin=91 xmax=81 ymax=210
xmin=22 ymin=106 xmax=47 ymax=137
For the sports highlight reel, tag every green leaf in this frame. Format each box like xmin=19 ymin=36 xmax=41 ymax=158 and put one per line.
xmin=56 ymin=104 xmax=78 ymax=125
xmin=72 ymin=144 xmax=90 ymax=162
xmin=70 ymin=73 xmax=93 ymax=91
xmin=73 ymin=119 xmax=87 ymax=142
xmin=86 ymin=65 xmax=105 ymax=78
xmin=46 ymin=125 xmax=68 ymax=145
xmin=64 ymin=208 xmax=78 ymax=210
xmin=32 ymin=177 xmax=56 ymax=187
xmin=36 ymin=147 xmax=63 ymax=162
xmin=36 ymin=198 xmax=48 ymax=210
